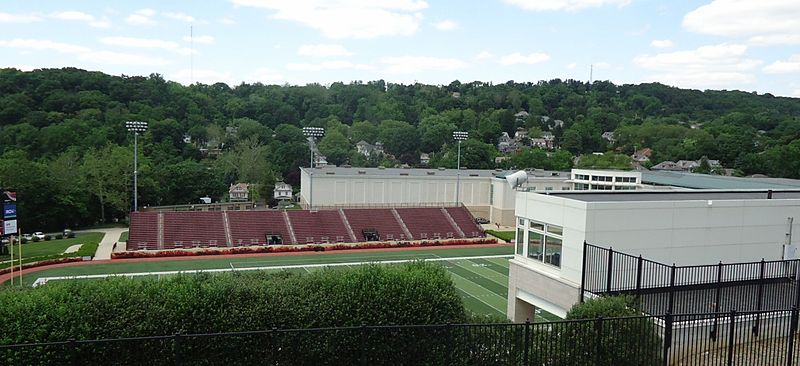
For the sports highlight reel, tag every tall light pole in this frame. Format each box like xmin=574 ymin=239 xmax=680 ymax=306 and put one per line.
xmin=302 ymin=127 xmax=324 ymax=210
xmin=453 ymin=131 xmax=468 ymax=206
xmin=125 ymin=121 xmax=148 ymax=212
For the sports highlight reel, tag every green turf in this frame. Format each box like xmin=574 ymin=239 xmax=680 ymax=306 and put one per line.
xmin=16 ymin=244 xmax=555 ymax=321
xmin=119 ymin=231 xmax=129 ymax=242
xmin=485 ymin=230 xmax=515 ymax=242
xmin=0 ymin=232 xmax=103 ymax=269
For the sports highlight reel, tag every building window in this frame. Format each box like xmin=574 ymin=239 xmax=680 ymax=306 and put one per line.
xmin=544 ymin=236 xmax=562 ymax=267
xmin=575 ymin=183 xmax=589 ymax=190
xmin=527 ymin=231 xmax=543 ymax=261
xmin=575 ymin=174 xmax=589 ymax=181
xmin=530 ymin=221 xmax=544 ymax=231
xmin=547 ymin=224 xmax=563 ymax=236
xmin=516 ymin=228 xmax=524 ymax=255
xmin=545 ymin=186 xmax=553 ymax=191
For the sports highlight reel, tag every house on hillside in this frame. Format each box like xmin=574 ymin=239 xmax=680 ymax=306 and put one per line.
xmin=229 ymin=183 xmax=250 ymax=202
xmin=355 ymin=141 xmax=384 ymax=157
xmin=602 ymin=131 xmax=616 ymax=143
xmin=631 ymin=148 xmax=652 ymax=162
xmin=514 ymin=128 xmax=528 ymax=141
xmin=651 ymin=161 xmax=683 ymax=171
xmin=420 ymin=153 xmax=430 ymax=166
xmin=514 ymin=110 xmax=530 ymax=123
xmin=541 ymin=116 xmax=565 ymax=131
xmin=273 ymin=182 xmax=292 ymax=201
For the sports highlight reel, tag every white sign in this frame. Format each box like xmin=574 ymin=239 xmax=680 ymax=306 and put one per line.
xmin=4 ymin=219 xmax=17 ymax=234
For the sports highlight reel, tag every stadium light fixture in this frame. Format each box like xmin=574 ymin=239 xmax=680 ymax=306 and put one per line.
xmin=302 ymin=127 xmax=325 ymax=210
xmin=453 ymin=131 xmax=468 ymax=206
xmin=125 ymin=121 xmax=148 ymax=212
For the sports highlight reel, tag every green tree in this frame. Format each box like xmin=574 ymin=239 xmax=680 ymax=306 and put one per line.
xmin=81 ymin=144 xmax=134 ymax=223
xmin=318 ymin=129 xmax=352 ymax=166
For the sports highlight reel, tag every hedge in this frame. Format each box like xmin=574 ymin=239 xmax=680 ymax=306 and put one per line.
xmin=0 ymin=262 xmax=467 ymax=365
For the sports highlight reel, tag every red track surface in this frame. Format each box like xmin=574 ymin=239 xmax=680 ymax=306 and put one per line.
xmin=0 ymin=243 xmax=511 ymax=285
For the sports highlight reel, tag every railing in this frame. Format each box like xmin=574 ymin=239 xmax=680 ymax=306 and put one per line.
xmin=302 ymin=202 xmax=466 ymax=210
xmin=581 ymin=242 xmax=800 ymax=317
xmin=2 ymin=309 xmax=799 ymax=365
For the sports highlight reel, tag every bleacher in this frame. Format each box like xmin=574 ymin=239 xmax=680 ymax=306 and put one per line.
xmin=343 ymin=208 xmax=407 ymax=241
xmin=126 ymin=206 xmax=486 ymax=250
xmin=445 ymin=207 xmax=484 ymax=238
xmin=127 ymin=212 xmax=159 ymax=250
xmin=287 ymin=210 xmax=351 ymax=244
xmin=395 ymin=208 xmax=458 ymax=240
xmin=228 ymin=211 xmax=291 ymax=246
xmin=162 ymin=212 xmax=226 ymax=249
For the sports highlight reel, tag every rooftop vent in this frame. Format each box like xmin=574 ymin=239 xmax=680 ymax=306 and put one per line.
xmin=438 ymin=167 xmax=446 ymax=171
xmin=342 ymin=164 xmax=352 ymax=168
xmin=358 ymin=170 xmax=366 ymax=174
xmin=378 ymin=166 xmax=386 ymax=170
xmin=326 ymin=172 xmax=335 ymax=175
xmin=427 ymin=171 xmax=435 ymax=175
xmin=469 ymin=174 xmax=479 ymax=177
xmin=400 ymin=173 xmax=409 ymax=176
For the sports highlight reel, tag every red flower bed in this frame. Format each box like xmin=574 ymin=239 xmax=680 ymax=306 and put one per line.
xmin=112 ymin=238 xmax=500 ymax=259
xmin=0 ymin=257 xmax=84 ymax=275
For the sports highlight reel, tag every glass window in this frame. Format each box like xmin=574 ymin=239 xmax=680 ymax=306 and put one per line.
xmin=545 ymin=186 xmax=553 ymax=191
xmin=547 ymin=225 xmax=563 ymax=236
xmin=530 ymin=221 xmax=544 ymax=231
xmin=518 ymin=218 xmax=525 ymax=226
xmin=516 ymin=228 xmax=524 ymax=255
xmin=544 ymin=236 xmax=562 ymax=267
xmin=527 ymin=231 xmax=543 ymax=261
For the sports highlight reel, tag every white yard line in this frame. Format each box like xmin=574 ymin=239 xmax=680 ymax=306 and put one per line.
xmin=31 ymin=254 xmax=513 ymax=287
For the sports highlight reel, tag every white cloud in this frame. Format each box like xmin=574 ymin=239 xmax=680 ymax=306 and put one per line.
xmin=230 ymin=0 xmax=428 ymax=39
xmin=650 ymin=39 xmax=674 ymax=48
xmin=499 ymin=52 xmax=550 ymax=65
xmin=163 ymin=12 xmax=196 ymax=23
xmin=183 ymin=35 xmax=216 ymax=44
xmin=475 ymin=51 xmax=494 ymax=60
xmin=0 ymin=38 xmax=169 ymax=66
xmin=633 ymin=43 xmax=761 ymax=89
xmin=683 ymin=0 xmax=800 ymax=45
xmin=763 ymin=55 xmax=800 ymax=74
xmin=503 ymin=0 xmax=631 ymax=11
xmin=297 ymin=44 xmax=352 ymax=57
xmin=50 ymin=11 xmax=111 ymax=28
xmin=380 ymin=56 xmax=467 ymax=74
xmin=0 ymin=12 xmax=42 ymax=23
xmin=219 ymin=17 xmax=236 ymax=25
xmin=566 ymin=63 xmax=577 ymax=70
xmin=126 ymin=9 xmax=157 ymax=25
xmin=99 ymin=36 xmax=195 ymax=55
xmin=250 ymin=67 xmax=284 ymax=83
xmin=792 ymin=89 xmax=800 ymax=98
xmin=433 ymin=19 xmax=458 ymax=31
xmin=286 ymin=60 xmax=373 ymax=72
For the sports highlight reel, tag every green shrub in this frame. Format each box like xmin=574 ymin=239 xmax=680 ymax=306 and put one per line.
xmin=55 ymin=234 xmax=63 ymax=240
xmin=31 ymin=236 xmax=39 ymax=243
xmin=67 ymin=232 xmax=75 ymax=238
xmin=44 ymin=235 xmax=52 ymax=241
xmin=0 ymin=263 xmax=466 ymax=365
xmin=20 ymin=238 xmax=27 ymax=244
xmin=554 ymin=296 xmax=662 ymax=366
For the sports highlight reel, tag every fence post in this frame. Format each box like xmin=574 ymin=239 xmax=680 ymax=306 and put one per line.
xmin=580 ymin=241 xmax=588 ymax=303
xmin=662 ymin=312 xmax=673 ymax=366
xmin=360 ymin=323 xmax=368 ymax=366
xmin=174 ymin=333 xmax=182 ymax=366
xmin=753 ymin=259 xmax=766 ymax=336
xmin=668 ymin=264 xmax=676 ymax=315
xmin=445 ymin=323 xmax=452 ymax=366
xmin=726 ymin=311 xmax=736 ymax=366
xmin=712 ymin=261 xmax=723 ymax=340
xmin=636 ymin=255 xmax=643 ymax=299
xmin=69 ymin=339 xmax=78 ymax=366
xmin=523 ymin=319 xmax=530 ymax=366
xmin=606 ymin=247 xmax=614 ymax=293
xmin=595 ymin=317 xmax=604 ymax=366
xmin=787 ymin=307 xmax=798 ymax=366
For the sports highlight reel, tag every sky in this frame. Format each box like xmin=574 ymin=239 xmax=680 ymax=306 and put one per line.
xmin=1 ymin=0 xmax=799 ymax=97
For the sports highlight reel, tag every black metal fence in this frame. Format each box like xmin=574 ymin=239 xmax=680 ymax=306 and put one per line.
xmin=2 ymin=309 xmax=799 ymax=365
xmin=580 ymin=242 xmax=800 ymax=316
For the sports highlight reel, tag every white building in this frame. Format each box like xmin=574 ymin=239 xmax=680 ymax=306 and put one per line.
xmin=273 ymin=182 xmax=292 ymax=200
xmin=507 ymin=190 xmax=800 ymax=321
xmin=299 ymin=166 xmax=574 ymax=225
xmin=569 ymin=169 xmax=641 ymax=190
xmin=229 ymin=183 xmax=250 ymax=202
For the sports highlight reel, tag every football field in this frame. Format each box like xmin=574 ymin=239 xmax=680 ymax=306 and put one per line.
xmin=20 ymin=245 xmax=554 ymax=320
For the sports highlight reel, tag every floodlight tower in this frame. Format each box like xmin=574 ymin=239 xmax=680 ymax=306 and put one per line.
xmin=302 ymin=127 xmax=325 ymax=210
xmin=125 ymin=121 xmax=148 ymax=212
xmin=453 ymin=131 xmax=469 ymax=206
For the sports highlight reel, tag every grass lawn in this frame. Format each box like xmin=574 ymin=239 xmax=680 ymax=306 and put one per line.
xmin=119 ymin=231 xmax=129 ymax=242
xmin=0 ymin=232 xmax=103 ymax=269
xmin=485 ymin=230 xmax=515 ymax=242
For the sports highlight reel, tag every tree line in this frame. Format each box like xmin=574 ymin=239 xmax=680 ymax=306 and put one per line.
xmin=1 ymin=67 xmax=798 ymax=231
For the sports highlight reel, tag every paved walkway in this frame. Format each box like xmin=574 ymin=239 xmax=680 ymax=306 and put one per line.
xmin=78 ymin=227 xmax=127 ymax=260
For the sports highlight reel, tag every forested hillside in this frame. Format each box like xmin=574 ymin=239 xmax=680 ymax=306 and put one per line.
xmin=1 ymin=67 xmax=799 ymax=231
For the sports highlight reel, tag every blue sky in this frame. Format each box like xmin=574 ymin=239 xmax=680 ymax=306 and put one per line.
xmin=1 ymin=0 xmax=798 ymax=96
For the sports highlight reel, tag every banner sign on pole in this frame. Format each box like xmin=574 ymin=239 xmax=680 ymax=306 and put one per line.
xmin=3 ymin=204 xmax=16 ymax=219
xmin=4 ymin=219 xmax=17 ymax=235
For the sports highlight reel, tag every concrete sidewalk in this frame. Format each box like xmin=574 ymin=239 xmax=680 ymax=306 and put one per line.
xmin=78 ymin=227 xmax=127 ymax=260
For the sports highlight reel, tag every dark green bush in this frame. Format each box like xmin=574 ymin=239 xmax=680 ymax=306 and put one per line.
xmin=55 ymin=234 xmax=63 ymax=240
xmin=0 ymin=263 xmax=466 ymax=365
xmin=31 ymin=236 xmax=39 ymax=243
xmin=44 ymin=235 xmax=52 ymax=241
xmin=20 ymin=238 xmax=27 ymax=244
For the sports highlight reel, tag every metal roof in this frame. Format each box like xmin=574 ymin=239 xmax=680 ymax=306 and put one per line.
xmin=301 ymin=166 xmax=571 ymax=179
xmin=542 ymin=190 xmax=800 ymax=202
xmin=642 ymin=171 xmax=800 ymax=190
